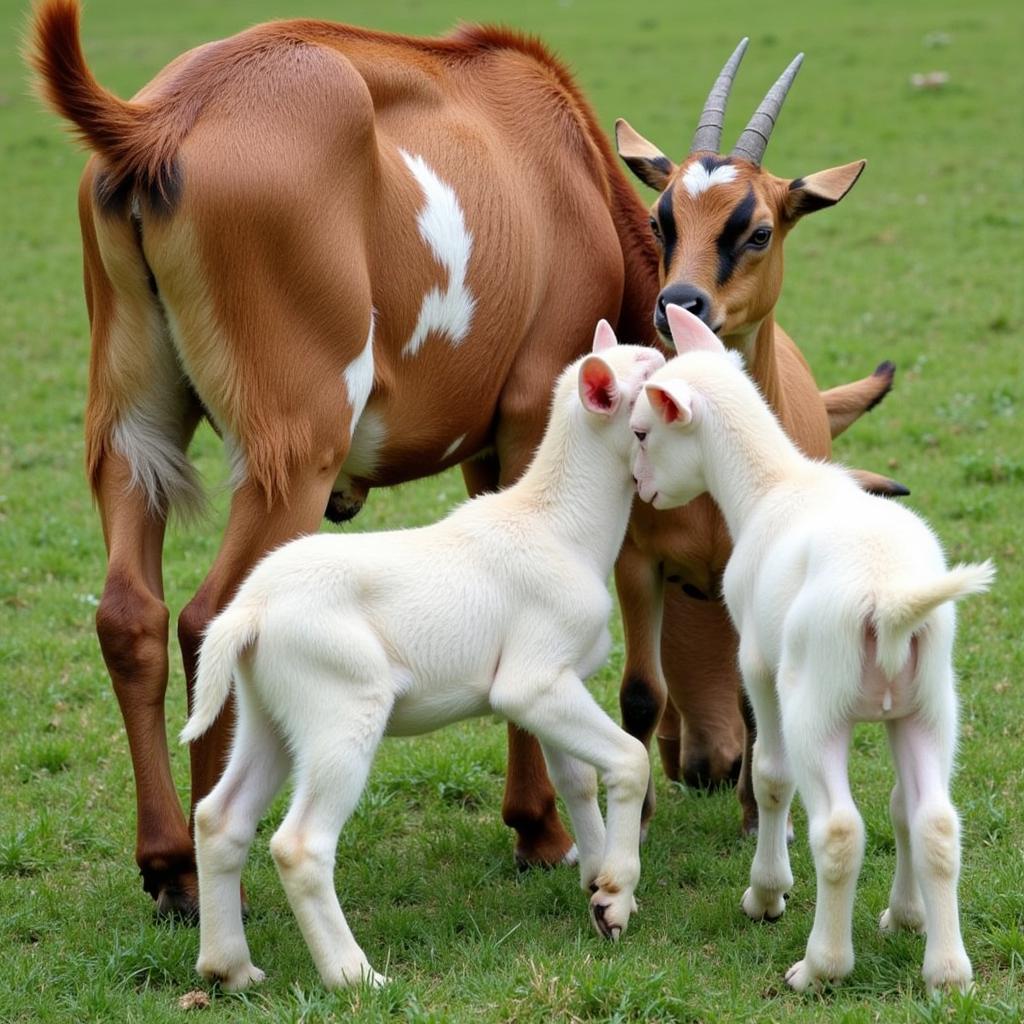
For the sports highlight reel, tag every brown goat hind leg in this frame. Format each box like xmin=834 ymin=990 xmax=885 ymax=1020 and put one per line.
xmin=94 ymin=455 xmax=195 ymax=913
xmin=615 ymin=536 xmax=666 ymax=833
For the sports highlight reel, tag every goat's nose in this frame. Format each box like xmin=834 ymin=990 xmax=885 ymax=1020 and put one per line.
xmin=655 ymin=283 xmax=713 ymax=336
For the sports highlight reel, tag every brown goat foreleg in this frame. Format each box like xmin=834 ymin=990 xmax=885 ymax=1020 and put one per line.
xmin=94 ymin=454 xmax=195 ymax=914
xmin=660 ymin=591 xmax=753 ymax=828
xmin=615 ymin=536 xmax=666 ymax=833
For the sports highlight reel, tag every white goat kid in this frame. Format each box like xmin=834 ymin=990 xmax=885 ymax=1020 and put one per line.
xmin=630 ymin=304 xmax=993 ymax=995
xmin=180 ymin=324 xmax=664 ymax=991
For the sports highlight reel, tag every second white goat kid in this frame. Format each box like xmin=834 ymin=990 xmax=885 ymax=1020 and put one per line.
xmin=630 ymin=304 xmax=993 ymax=995
xmin=180 ymin=325 xmax=664 ymax=991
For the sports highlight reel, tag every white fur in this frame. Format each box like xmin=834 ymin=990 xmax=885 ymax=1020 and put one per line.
xmin=400 ymin=150 xmax=476 ymax=358
xmin=337 ymin=407 xmax=388 ymax=483
xmin=182 ymin=335 xmax=665 ymax=991
xmin=442 ymin=433 xmax=466 ymax=461
xmin=343 ymin=311 xmax=376 ymax=438
xmin=631 ymin=311 xmax=992 ymax=995
xmin=109 ymin=313 xmax=203 ymax=518
xmin=681 ymin=160 xmax=738 ymax=198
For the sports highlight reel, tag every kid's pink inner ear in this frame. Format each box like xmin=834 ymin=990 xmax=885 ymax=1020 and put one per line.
xmin=665 ymin=304 xmax=726 ymax=355
xmin=646 ymin=382 xmax=691 ymax=425
xmin=592 ymin=319 xmax=617 ymax=352
xmin=580 ymin=357 xmax=620 ymax=414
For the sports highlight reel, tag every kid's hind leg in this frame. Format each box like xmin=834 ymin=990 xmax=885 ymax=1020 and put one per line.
xmin=878 ymin=773 xmax=925 ymax=935
xmin=194 ymin=692 xmax=289 ymax=991
xmin=541 ymin=745 xmax=605 ymax=890
xmin=269 ymin=685 xmax=392 ymax=989
xmin=783 ymin=718 xmax=863 ymax=991
xmin=888 ymin=705 xmax=972 ymax=993
xmin=739 ymin=641 xmax=794 ymax=922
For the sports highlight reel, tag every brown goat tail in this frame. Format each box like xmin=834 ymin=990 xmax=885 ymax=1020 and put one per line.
xmin=29 ymin=0 xmax=177 ymax=205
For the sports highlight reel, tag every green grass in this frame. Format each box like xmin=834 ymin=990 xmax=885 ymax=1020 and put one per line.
xmin=2 ymin=0 xmax=1023 ymax=1020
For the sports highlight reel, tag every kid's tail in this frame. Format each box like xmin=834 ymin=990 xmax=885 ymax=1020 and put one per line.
xmin=179 ymin=597 xmax=264 ymax=744
xmin=873 ymin=560 xmax=995 ymax=677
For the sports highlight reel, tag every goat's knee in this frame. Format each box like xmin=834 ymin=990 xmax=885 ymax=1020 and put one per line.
xmin=752 ymin=745 xmax=793 ymax=811
xmin=270 ymin=829 xmax=333 ymax=897
xmin=178 ymin=588 xmax=216 ymax=667
xmin=619 ymin=674 xmax=665 ymax=742
xmin=96 ymin=572 xmax=169 ymax=686
xmin=811 ymin=809 xmax=865 ymax=884
xmin=914 ymin=804 xmax=961 ymax=882
xmin=604 ymin=738 xmax=651 ymax=802
xmin=195 ymin=795 xmax=255 ymax=869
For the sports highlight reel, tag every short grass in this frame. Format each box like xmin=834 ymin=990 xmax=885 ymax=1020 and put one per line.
xmin=1 ymin=0 xmax=1022 ymax=1021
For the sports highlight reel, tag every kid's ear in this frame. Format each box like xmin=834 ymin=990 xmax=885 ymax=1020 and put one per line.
xmin=645 ymin=380 xmax=695 ymax=426
xmin=592 ymin=318 xmax=618 ymax=353
xmin=784 ymin=160 xmax=866 ymax=221
xmin=615 ymin=118 xmax=676 ymax=191
xmin=666 ymin=304 xmax=726 ymax=355
xmin=579 ymin=355 xmax=621 ymax=415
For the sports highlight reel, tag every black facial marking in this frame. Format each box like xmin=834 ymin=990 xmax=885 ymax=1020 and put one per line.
xmin=681 ymin=582 xmax=710 ymax=601
xmin=656 ymin=184 xmax=677 ymax=272
xmin=715 ymin=185 xmax=756 ymax=286
xmin=624 ymin=154 xmax=673 ymax=191
xmin=620 ymin=675 xmax=662 ymax=739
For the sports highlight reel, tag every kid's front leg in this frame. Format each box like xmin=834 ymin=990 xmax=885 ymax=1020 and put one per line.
xmin=492 ymin=669 xmax=649 ymax=941
xmin=541 ymin=744 xmax=605 ymax=889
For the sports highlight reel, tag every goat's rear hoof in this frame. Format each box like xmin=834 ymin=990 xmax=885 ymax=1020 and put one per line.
xmin=741 ymin=886 xmax=786 ymax=922
xmin=923 ymin=954 xmax=973 ymax=995
xmin=152 ymin=874 xmax=200 ymax=923
xmin=880 ymin=904 xmax=925 ymax=935
xmin=513 ymin=824 xmax=577 ymax=870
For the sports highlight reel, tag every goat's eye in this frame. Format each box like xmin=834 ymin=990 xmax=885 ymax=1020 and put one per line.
xmin=634 ymin=430 xmax=647 ymax=443
xmin=748 ymin=226 xmax=772 ymax=248
xmin=648 ymin=217 xmax=663 ymax=243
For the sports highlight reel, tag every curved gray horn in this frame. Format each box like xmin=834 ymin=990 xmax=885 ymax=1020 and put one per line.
xmin=731 ymin=52 xmax=804 ymax=165
xmin=689 ymin=37 xmax=749 ymax=156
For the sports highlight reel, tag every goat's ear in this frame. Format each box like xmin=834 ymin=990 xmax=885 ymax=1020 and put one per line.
xmin=785 ymin=160 xmax=866 ymax=221
xmin=579 ymin=355 xmax=621 ymax=415
xmin=592 ymin=319 xmax=617 ymax=353
xmin=615 ymin=118 xmax=675 ymax=191
xmin=645 ymin=381 xmax=695 ymax=427
xmin=666 ymin=304 xmax=726 ymax=355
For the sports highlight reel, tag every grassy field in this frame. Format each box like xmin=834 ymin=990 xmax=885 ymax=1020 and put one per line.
xmin=2 ymin=0 xmax=1022 ymax=1020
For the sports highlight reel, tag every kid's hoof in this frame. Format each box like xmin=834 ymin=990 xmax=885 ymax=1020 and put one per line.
xmin=879 ymin=905 xmax=925 ymax=934
xmin=327 ymin=961 xmax=389 ymax=990
xmin=589 ymin=889 xmax=637 ymax=941
xmin=198 ymin=960 xmax=266 ymax=992
xmin=741 ymin=886 xmax=786 ymax=922
xmin=923 ymin=954 xmax=973 ymax=995
xmin=784 ymin=959 xmax=818 ymax=992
